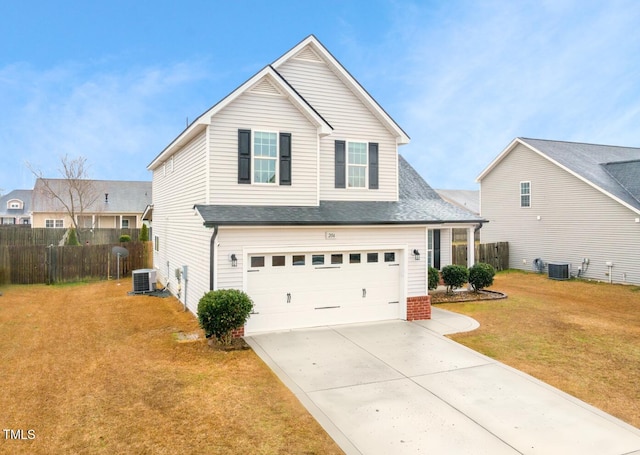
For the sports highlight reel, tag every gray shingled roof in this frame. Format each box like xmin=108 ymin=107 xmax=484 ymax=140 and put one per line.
xmin=520 ymin=138 xmax=640 ymax=211
xmin=0 ymin=189 xmax=33 ymax=217
xmin=195 ymin=155 xmax=484 ymax=226
xmin=32 ymin=179 xmax=152 ymax=213
xmin=435 ymin=189 xmax=480 ymax=214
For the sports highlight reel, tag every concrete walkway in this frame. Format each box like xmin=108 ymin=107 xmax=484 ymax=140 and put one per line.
xmin=246 ymin=308 xmax=640 ymax=454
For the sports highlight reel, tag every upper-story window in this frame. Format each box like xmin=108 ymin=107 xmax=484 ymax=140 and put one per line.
xmin=238 ymin=129 xmax=291 ymax=186
xmin=335 ymin=140 xmax=379 ymax=190
xmin=348 ymin=142 xmax=367 ymax=188
xmin=520 ymin=181 xmax=531 ymax=208
xmin=253 ymin=131 xmax=278 ymax=184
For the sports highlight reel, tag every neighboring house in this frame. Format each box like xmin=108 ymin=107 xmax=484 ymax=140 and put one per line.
xmin=147 ymin=35 xmax=484 ymax=335
xmin=477 ymin=137 xmax=640 ymax=285
xmin=31 ymin=178 xmax=152 ymax=229
xmin=436 ymin=189 xmax=480 ymax=215
xmin=0 ymin=190 xmax=33 ymax=225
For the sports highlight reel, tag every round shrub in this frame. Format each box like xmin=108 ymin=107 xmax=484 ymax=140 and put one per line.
xmin=428 ymin=266 xmax=440 ymax=291
xmin=119 ymin=234 xmax=131 ymax=243
xmin=198 ymin=289 xmax=254 ymax=345
xmin=468 ymin=262 xmax=496 ymax=292
xmin=441 ymin=264 xmax=469 ymax=293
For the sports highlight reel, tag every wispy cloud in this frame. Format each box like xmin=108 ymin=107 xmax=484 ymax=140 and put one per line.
xmin=0 ymin=59 xmax=210 ymax=189
xmin=377 ymin=0 xmax=640 ymax=188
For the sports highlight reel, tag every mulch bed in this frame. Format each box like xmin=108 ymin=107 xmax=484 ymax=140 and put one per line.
xmin=430 ymin=289 xmax=507 ymax=304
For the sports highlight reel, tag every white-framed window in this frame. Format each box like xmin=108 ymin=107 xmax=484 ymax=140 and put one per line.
xmin=347 ymin=141 xmax=367 ymax=188
xmin=520 ymin=181 xmax=531 ymax=208
xmin=121 ymin=219 xmax=129 ymax=228
xmin=427 ymin=230 xmax=433 ymax=267
xmin=8 ymin=200 xmax=22 ymax=209
xmin=154 ymin=235 xmax=160 ymax=252
xmin=253 ymin=131 xmax=278 ymax=184
xmin=45 ymin=219 xmax=64 ymax=228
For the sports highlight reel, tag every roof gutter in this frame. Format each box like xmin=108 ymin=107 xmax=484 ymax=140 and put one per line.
xmin=201 ymin=219 xmax=488 ymax=228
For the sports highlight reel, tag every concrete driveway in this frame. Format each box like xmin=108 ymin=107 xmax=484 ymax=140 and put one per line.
xmin=245 ymin=309 xmax=640 ymax=455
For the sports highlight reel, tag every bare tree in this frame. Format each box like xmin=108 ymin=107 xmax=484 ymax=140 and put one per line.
xmin=28 ymin=155 xmax=101 ymax=233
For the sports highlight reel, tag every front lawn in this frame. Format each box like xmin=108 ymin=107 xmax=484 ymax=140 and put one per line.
xmin=0 ymin=280 xmax=343 ymax=454
xmin=438 ymin=270 xmax=640 ymax=428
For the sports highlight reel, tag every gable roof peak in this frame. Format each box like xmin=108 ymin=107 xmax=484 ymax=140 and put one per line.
xmin=272 ymin=35 xmax=410 ymax=145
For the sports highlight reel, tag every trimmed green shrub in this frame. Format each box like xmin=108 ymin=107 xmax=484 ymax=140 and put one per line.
xmin=441 ymin=264 xmax=469 ymax=293
xmin=427 ymin=266 xmax=440 ymax=291
xmin=119 ymin=234 xmax=131 ymax=243
xmin=198 ymin=289 xmax=254 ymax=345
xmin=66 ymin=228 xmax=80 ymax=246
xmin=468 ymin=262 xmax=496 ymax=292
xmin=139 ymin=224 xmax=149 ymax=242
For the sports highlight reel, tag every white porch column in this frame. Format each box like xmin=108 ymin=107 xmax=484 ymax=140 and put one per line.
xmin=467 ymin=226 xmax=475 ymax=268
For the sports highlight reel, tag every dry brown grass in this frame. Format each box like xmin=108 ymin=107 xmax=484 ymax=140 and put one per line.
xmin=0 ymin=280 xmax=343 ymax=454
xmin=438 ymin=270 xmax=640 ymax=428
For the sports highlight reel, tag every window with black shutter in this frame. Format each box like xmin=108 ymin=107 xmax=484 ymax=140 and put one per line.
xmin=279 ymin=132 xmax=291 ymax=185
xmin=238 ymin=129 xmax=251 ymax=184
xmin=335 ymin=140 xmax=346 ymax=188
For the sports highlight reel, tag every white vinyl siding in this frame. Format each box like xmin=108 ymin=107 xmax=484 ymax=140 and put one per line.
xmin=277 ymin=57 xmax=399 ymax=201
xmin=208 ymin=90 xmax=319 ymax=206
xmin=215 ymin=225 xmax=427 ymax=298
xmin=151 ymin=130 xmax=212 ymax=313
xmin=481 ymin=143 xmax=640 ymax=285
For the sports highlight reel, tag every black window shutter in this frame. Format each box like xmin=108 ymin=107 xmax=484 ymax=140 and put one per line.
xmin=279 ymin=133 xmax=292 ymax=185
xmin=433 ymin=229 xmax=441 ymax=270
xmin=335 ymin=140 xmax=346 ymax=188
xmin=368 ymin=142 xmax=379 ymax=189
xmin=238 ymin=129 xmax=251 ymax=184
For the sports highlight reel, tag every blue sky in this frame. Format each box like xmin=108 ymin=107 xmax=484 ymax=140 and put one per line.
xmin=1 ymin=0 xmax=639 ymax=193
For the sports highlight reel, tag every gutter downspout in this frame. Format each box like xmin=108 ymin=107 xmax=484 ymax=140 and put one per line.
xmin=210 ymin=225 xmax=219 ymax=291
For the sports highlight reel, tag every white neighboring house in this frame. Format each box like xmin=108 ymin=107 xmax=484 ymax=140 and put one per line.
xmin=478 ymin=137 xmax=640 ymax=285
xmin=0 ymin=190 xmax=33 ymax=225
xmin=148 ymin=35 xmax=484 ymax=335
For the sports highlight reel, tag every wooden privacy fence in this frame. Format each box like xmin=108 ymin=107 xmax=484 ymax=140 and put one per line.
xmin=0 ymin=241 xmax=152 ymax=285
xmin=0 ymin=227 xmax=143 ymax=246
xmin=452 ymin=242 xmax=509 ymax=270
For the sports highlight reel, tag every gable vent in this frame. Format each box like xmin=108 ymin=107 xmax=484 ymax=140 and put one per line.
xmin=250 ymin=78 xmax=282 ymax=96
xmin=293 ymin=45 xmax=323 ymax=62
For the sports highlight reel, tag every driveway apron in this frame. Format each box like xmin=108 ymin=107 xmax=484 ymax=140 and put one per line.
xmin=245 ymin=311 xmax=640 ymax=455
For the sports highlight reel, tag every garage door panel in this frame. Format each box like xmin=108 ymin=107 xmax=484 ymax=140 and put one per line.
xmin=245 ymin=250 xmax=402 ymax=334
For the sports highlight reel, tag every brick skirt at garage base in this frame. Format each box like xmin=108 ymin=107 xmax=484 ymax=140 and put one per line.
xmin=406 ymin=295 xmax=432 ymax=321
xmin=232 ymin=296 xmax=432 ymax=338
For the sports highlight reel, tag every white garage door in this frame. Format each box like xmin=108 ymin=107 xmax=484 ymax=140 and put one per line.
xmin=245 ymin=249 xmax=402 ymax=334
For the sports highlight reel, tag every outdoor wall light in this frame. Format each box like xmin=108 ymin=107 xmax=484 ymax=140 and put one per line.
xmin=230 ymin=253 xmax=238 ymax=267
xmin=413 ymin=249 xmax=420 ymax=261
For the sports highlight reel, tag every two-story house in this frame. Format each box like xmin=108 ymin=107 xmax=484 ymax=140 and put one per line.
xmin=478 ymin=137 xmax=640 ymax=285
xmin=0 ymin=190 xmax=33 ymax=225
xmin=148 ymin=35 xmax=484 ymax=335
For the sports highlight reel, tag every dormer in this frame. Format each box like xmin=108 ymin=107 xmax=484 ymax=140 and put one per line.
xmin=7 ymin=199 xmax=24 ymax=210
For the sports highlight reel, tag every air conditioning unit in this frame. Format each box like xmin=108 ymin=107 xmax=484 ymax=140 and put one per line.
xmin=132 ymin=269 xmax=157 ymax=293
xmin=548 ymin=262 xmax=570 ymax=280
